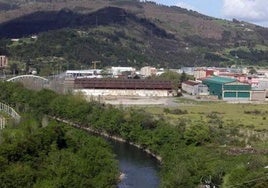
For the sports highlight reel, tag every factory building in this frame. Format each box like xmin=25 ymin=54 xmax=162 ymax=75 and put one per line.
xmin=70 ymin=78 xmax=175 ymax=97
xmin=202 ymin=76 xmax=251 ymax=101
xmin=222 ymin=82 xmax=251 ymax=101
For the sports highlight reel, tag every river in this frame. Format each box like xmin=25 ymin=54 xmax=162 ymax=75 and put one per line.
xmin=51 ymin=117 xmax=160 ymax=187
xmin=108 ymin=140 xmax=160 ymax=188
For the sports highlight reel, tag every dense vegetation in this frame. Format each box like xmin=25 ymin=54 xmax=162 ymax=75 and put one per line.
xmin=0 ymin=81 xmax=267 ymax=187
xmin=0 ymin=85 xmax=119 ymax=187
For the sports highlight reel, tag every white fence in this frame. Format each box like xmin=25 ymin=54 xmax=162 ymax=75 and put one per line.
xmin=0 ymin=102 xmax=21 ymax=129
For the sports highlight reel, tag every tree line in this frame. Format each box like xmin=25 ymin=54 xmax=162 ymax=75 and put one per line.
xmin=0 ymin=83 xmax=119 ymax=188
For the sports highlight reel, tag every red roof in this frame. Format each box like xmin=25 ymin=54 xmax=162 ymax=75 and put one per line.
xmin=183 ymin=80 xmax=199 ymax=86
xmin=74 ymin=78 xmax=173 ymax=90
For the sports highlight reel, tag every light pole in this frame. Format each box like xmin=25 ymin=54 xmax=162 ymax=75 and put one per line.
xmin=92 ymin=61 xmax=101 ymax=69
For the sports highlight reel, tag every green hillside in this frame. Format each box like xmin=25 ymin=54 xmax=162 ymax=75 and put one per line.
xmin=0 ymin=0 xmax=267 ymax=75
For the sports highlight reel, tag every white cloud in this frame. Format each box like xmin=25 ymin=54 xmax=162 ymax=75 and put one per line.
xmin=176 ymin=2 xmax=196 ymax=11
xmin=147 ymin=1 xmax=198 ymax=11
xmin=223 ymin=0 xmax=268 ymax=22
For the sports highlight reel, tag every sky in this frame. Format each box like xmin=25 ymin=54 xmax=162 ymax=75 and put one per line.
xmin=147 ymin=0 xmax=268 ymax=27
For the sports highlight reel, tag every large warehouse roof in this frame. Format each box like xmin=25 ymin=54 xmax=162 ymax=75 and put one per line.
xmin=203 ymin=76 xmax=236 ymax=84
xmin=74 ymin=78 xmax=173 ymax=90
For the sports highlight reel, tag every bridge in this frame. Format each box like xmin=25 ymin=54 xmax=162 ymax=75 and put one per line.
xmin=6 ymin=75 xmax=50 ymax=90
xmin=0 ymin=102 xmax=21 ymax=129
xmin=6 ymin=75 xmax=66 ymax=93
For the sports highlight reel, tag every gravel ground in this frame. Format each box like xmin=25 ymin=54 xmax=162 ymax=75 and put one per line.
xmin=95 ymin=94 xmax=268 ymax=107
xmin=103 ymin=96 xmax=178 ymax=107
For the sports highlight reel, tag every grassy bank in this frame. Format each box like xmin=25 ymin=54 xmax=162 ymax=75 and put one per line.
xmin=145 ymin=99 xmax=268 ymax=129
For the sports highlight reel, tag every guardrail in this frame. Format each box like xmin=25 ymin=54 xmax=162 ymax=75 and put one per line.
xmin=0 ymin=102 xmax=21 ymax=126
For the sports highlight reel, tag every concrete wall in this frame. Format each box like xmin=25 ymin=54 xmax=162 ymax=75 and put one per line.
xmin=74 ymin=89 xmax=172 ymax=97
xmin=196 ymin=84 xmax=209 ymax=96
xmin=181 ymin=83 xmax=195 ymax=95
xmin=258 ymin=80 xmax=268 ymax=90
xmin=222 ymin=96 xmax=250 ymax=101
xmin=182 ymin=83 xmax=209 ymax=96
xmin=251 ymin=90 xmax=266 ymax=101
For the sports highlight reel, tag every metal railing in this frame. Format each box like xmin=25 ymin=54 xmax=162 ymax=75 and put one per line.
xmin=0 ymin=102 xmax=21 ymax=128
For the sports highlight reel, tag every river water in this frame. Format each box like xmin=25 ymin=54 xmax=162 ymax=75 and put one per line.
xmin=108 ymin=140 xmax=160 ymax=188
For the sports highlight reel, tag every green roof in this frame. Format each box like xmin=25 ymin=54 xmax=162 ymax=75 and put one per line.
xmin=203 ymin=76 xmax=236 ymax=84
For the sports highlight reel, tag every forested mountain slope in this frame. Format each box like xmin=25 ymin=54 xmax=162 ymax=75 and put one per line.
xmin=0 ymin=0 xmax=267 ymax=73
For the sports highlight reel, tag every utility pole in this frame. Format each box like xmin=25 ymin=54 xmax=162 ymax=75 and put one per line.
xmin=92 ymin=61 xmax=101 ymax=69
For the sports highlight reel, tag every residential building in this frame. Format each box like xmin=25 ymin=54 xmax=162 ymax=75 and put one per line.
xmin=140 ymin=66 xmax=157 ymax=77
xmin=0 ymin=56 xmax=8 ymax=69
xmin=193 ymin=68 xmax=214 ymax=79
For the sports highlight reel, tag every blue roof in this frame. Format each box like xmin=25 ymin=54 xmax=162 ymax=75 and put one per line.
xmin=203 ymin=76 xmax=236 ymax=84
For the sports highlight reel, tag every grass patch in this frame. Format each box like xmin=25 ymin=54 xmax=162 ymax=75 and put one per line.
xmin=145 ymin=101 xmax=268 ymax=130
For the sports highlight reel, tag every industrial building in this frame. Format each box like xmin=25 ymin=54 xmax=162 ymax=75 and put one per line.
xmin=182 ymin=80 xmax=209 ymax=96
xmin=222 ymin=81 xmax=251 ymax=101
xmin=66 ymin=78 xmax=175 ymax=97
xmin=202 ymin=76 xmax=251 ymax=101
xmin=65 ymin=70 xmax=103 ymax=78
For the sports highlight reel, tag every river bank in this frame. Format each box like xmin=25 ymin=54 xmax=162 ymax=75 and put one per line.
xmin=52 ymin=116 xmax=163 ymax=162
xmin=51 ymin=116 xmax=161 ymax=188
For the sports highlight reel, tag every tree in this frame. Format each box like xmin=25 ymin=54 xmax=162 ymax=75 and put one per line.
xmin=9 ymin=63 xmax=19 ymax=75
xmin=158 ymin=70 xmax=180 ymax=90
xmin=248 ymin=67 xmax=257 ymax=75
xmin=180 ymin=71 xmax=187 ymax=83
